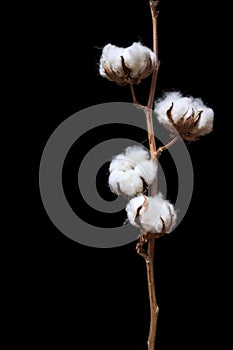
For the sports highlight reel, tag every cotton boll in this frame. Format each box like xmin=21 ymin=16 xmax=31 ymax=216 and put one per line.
xmin=99 ymin=44 xmax=123 ymax=78
xmin=126 ymin=193 xmax=177 ymax=234
xmin=108 ymin=145 xmax=154 ymax=197
xmin=125 ymin=195 xmax=146 ymax=227
xmin=134 ymin=159 xmax=158 ymax=185
xmin=99 ymin=42 xmax=156 ymax=85
xmin=139 ymin=193 xmax=164 ymax=233
xmin=122 ymin=42 xmax=157 ymax=82
xmin=154 ymin=91 xmax=193 ymax=125
xmin=154 ymin=91 xmax=214 ymax=141
xmin=99 ymin=44 xmax=127 ymax=85
xmin=99 ymin=44 xmax=124 ymax=75
xmin=140 ymin=193 xmax=177 ymax=234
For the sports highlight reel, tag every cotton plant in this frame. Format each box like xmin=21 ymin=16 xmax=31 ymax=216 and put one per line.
xmin=98 ymin=1 xmax=214 ymax=350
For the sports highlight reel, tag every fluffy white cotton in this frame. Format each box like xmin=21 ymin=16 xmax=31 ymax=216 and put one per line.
xmin=154 ymin=91 xmax=182 ymax=124
xmin=108 ymin=145 xmax=158 ymax=197
xmin=154 ymin=91 xmax=193 ymax=124
xmin=154 ymin=91 xmax=214 ymax=140
xmin=99 ymin=44 xmax=124 ymax=80
xmin=109 ymin=154 xmax=134 ymax=173
xmin=191 ymin=98 xmax=214 ymax=135
xmin=108 ymin=170 xmax=125 ymax=195
xmin=126 ymin=193 xmax=177 ymax=234
xmin=134 ymin=160 xmax=158 ymax=185
xmin=124 ymin=145 xmax=149 ymax=164
xmin=109 ymin=146 xmax=149 ymax=172
xmin=140 ymin=193 xmax=177 ymax=233
xmin=126 ymin=195 xmax=147 ymax=227
xmin=99 ymin=42 xmax=157 ymax=85
xmin=109 ymin=169 xmax=144 ymax=196
xmin=122 ymin=42 xmax=157 ymax=80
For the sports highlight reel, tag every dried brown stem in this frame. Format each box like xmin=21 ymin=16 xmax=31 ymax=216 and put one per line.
xmin=130 ymin=2 xmax=160 ymax=349
xmin=146 ymin=0 xmax=160 ymax=194
xmin=147 ymin=1 xmax=160 ymax=110
xmin=155 ymin=135 xmax=179 ymax=158
xmin=145 ymin=108 xmax=157 ymax=162
xmin=129 ymin=83 xmax=138 ymax=104
xmin=146 ymin=238 xmax=159 ymax=350
xmin=139 ymin=2 xmax=160 ymax=350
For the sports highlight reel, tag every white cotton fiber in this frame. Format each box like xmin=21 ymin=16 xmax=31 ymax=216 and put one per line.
xmin=134 ymin=159 xmax=158 ymax=185
xmin=99 ymin=42 xmax=157 ymax=85
xmin=154 ymin=91 xmax=193 ymax=125
xmin=124 ymin=145 xmax=149 ymax=164
xmin=117 ymin=170 xmax=144 ymax=197
xmin=126 ymin=193 xmax=177 ymax=234
xmin=191 ymin=98 xmax=214 ymax=135
xmin=109 ymin=154 xmax=134 ymax=172
xmin=109 ymin=169 xmax=144 ymax=197
xmin=122 ymin=42 xmax=157 ymax=79
xmin=125 ymin=195 xmax=147 ymax=227
xmin=108 ymin=170 xmax=125 ymax=195
xmin=170 ymin=97 xmax=194 ymax=123
xmin=154 ymin=91 xmax=214 ymax=139
xmin=109 ymin=146 xmax=149 ymax=172
xmin=108 ymin=145 xmax=158 ymax=197
xmin=99 ymin=44 xmax=124 ymax=79
xmin=154 ymin=91 xmax=182 ymax=123
xmin=140 ymin=193 xmax=177 ymax=233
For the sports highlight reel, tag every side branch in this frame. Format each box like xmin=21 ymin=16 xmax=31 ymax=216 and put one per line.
xmin=155 ymin=136 xmax=179 ymax=158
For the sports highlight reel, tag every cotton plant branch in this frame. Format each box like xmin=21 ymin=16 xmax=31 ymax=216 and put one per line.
xmin=99 ymin=2 xmax=170 ymax=349
xmin=98 ymin=1 xmax=214 ymax=349
xmin=155 ymin=135 xmax=179 ymax=158
xmin=139 ymin=2 xmax=160 ymax=350
xmin=127 ymin=3 xmax=171 ymax=347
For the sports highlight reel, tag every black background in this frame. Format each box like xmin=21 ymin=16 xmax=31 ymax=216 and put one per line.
xmin=30 ymin=0 xmax=228 ymax=349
